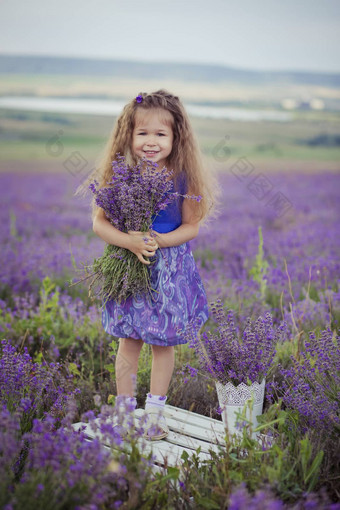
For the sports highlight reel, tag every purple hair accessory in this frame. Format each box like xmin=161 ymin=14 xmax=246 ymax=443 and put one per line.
xmin=136 ymin=94 xmax=143 ymax=103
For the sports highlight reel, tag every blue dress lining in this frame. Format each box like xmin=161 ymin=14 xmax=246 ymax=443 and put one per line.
xmin=151 ymin=173 xmax=187 ymax=234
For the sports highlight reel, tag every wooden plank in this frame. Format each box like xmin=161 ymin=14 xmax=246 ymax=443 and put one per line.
xmin=163 ymin=405 xmax=226 ymax=443
xmin=72 ymin=405 xmax=273 ymax=478
xmin=165 ymin=404 xmax=225 ymax=431
xmin=71 ymin=405 xmax=228 ymax=468
xmin=135 ymin=407 xmax=226 ymax=444
xmin=71 ymin=420 xmax=213 ymax=467
xmin=134 ymin=408 xmax=226 ymax=451
xmin=154 ymin=428 xmax=225 ymax=455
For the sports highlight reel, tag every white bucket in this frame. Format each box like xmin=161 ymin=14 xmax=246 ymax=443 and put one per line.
xmin=215 ymin=378 xmax=266 ymax=439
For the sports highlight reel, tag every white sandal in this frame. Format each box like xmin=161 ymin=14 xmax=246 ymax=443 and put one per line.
xmin=109 ymin=409 xmax=136 ymax=438
xmin=142 ymin=406 xmax=169 ymax=441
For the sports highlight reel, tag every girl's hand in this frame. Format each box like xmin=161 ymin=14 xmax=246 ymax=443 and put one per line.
xmin=127 ymin=231 xmax=159 ymax=265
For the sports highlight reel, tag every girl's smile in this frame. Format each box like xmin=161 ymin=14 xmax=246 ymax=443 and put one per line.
xmin=132 ymin=108 xmax=174 ymax=169
xmin=144 ymin=150 xmax=159 ymax=157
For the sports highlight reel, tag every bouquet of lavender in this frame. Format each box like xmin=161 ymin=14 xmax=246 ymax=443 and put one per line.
xmin=71 ymin=154 xmax=199 ymax=306
xmin=182 ymin=299 xmax=287 ymax=386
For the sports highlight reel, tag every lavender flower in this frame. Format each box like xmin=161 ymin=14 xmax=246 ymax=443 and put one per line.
xmin=0 ymin=405 xmax=25 ymax=504
xmin=1 ymin=381 xmax=157 ymax=508
xmin=14 ymin=413 xmax=129 ymax=508
xmin=181 ymin=299 xmax=288 ymax=385
xmin=228 ymin=482 xmax=285 ymax=509
xmin=276 ymin=327 xmax=340 ymax=435
xmin=228 ymin=482 xmax=338 ymax=510
xmin=0 ymin=339 xmax=78 ymax=432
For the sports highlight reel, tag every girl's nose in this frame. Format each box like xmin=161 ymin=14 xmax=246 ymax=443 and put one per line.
xmin=145 ymin=134 xmax=157 ymax=145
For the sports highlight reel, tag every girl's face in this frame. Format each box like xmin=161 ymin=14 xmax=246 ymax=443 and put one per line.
xmin=132 ymin=108 xmax=174 ymax=169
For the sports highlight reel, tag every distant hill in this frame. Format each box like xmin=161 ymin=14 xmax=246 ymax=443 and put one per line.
xmin=0 ymin=54 xmax=339 ymax=88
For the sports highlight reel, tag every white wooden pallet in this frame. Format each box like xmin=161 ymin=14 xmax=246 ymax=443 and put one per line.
xmin=71 ymin=404 xmax=227 ymax=474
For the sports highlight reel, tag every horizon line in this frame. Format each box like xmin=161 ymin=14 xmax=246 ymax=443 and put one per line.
xmin=0 ymin=52 xmax=339 ymax=76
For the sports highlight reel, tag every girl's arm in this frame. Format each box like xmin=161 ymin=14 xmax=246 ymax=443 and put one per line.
xmin=153 ymin=197 xmax=200 ymax=248
xmin=93 ymin=209 xmax=158 ymax=265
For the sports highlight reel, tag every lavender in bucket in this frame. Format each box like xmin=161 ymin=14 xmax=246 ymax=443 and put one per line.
xmin=182 ymin=299 xmax=287 ymax=386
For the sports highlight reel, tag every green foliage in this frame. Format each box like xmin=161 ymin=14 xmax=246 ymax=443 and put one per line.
xmin=0 ymin=276 xmax=105 ymax=386
xmin=264 ymin=287 xmax=282 ymax=314
xmin=0 ymin=276 xmax=61 ymax=345
xmin=141 ymin=402 xmax=326 ymax=508
xmin=271 ymin=337 xmax=297 ymax=370
xmin=299 ymin=438 xmax=324 ymax=491
xmin=142 ymin=465 xmax=181 ymax=509
xmin=249 ymin=225 xmax=269 ymax=301
xmin=135 ymin=344 xmax=153 ymax=398
xmin=308 ymin=285 xmax=320 ymax=302
xmin=10 ymin=209 xmax=22 ymax=241
xmin=103 ymin=340 xmax=117 ymax=375
xmin=5 ymin=276 xmax=88 ymax=338
xmin=10 ymin=465 xmax=96 ymax=510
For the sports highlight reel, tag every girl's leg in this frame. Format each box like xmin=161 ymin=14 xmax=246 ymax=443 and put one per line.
xmin=143 ymin=345 xmax=175 ymax=439
xmin=115 ymin=337 xmax=144 ymax=397
xmin=150 ymin=344 xmax=175 ymax=396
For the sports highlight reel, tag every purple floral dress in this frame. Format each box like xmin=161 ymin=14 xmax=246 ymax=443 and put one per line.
xmin=101 ymin=172 xmax=209 ymax=346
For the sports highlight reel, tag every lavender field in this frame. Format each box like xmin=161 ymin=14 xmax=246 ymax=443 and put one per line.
xmin=1 ymin=167 xmax=340 ymax=508
xmin=2 ymin=168 xmax=339 ymax=331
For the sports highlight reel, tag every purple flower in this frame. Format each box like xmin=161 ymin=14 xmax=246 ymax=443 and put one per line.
xmin=0 ymin=339 xmax=77 ymax=432
xmin=228 ymin=482 xmax=285 ymax=509
xmin=276 ymin=327 xmax=340 ymax=435
xmin=181 ymin=300 xmax=286 ymax=385
xmin=136 ymin=94 xmax=143 ymax=103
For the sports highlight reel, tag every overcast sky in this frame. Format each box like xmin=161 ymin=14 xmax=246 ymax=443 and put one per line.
xmin=1 ymin=0 xmax=339 ymax=73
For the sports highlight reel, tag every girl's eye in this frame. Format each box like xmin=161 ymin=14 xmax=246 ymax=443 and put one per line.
xmin=137 ymin=132 xmax=165 ymax=136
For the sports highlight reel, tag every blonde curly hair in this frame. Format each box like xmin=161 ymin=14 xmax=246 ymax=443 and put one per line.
xmin=75 ymin=89 xmax=220 ymax=225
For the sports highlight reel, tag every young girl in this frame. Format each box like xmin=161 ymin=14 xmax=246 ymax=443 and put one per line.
xmin=77 ymin=89 xmax=218 ymax=440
